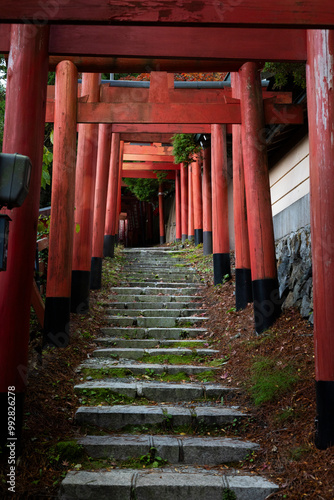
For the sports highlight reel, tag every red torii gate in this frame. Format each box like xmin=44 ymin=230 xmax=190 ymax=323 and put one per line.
xmin=0 ymin=3 xmax=334 ymax=451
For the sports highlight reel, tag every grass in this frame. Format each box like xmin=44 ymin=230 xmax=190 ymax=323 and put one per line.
xmin=249 ymin=356 xmax=299 ymax=406
xmin=80 ymin=367 xmax=216 ymax=383
xmin=169 ymin=341 xmax=205 ymax=348
xmin=141 ymin=353 xmax=212 ymax=365
xmin=76 ymin=388 xmax=139 ymax=406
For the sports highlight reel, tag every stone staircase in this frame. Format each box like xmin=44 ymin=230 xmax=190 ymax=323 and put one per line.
xmin=59 ymin=247 xmax=278 ymax=499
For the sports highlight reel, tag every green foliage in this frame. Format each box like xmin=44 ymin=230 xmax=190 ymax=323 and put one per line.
xmin=263 ymin=62 xmax=306 ymax=89
xmin=250 ymin=357 xmax=299 ymax=406
xmin=222 ymin=488 xmax=237 ymax=500
xmin=123 ymin=178 xmax=159 ymax=202
xmin=172 ymin=134 xmax=201 ymax=165
xmin=50 ymin=441 xmax=85 ymax=465
xmin=42 ymin=146 xmax=52 ymax=189
xmin=37 ymin=215 xmax=50 ymax=238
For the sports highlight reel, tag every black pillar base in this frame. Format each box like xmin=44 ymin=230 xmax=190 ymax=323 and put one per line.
xmin=90 ymin=257 xmax=103 ymax=290
xmin=114 ymin=234 xmax=119 ymax=247
xmin=188 ymin=235 xmax=194 ymax=242
xmin=194 ymin=228 xmax=203 ymax=247
xmin=175 ymin=238 xmax=181 ymax=243
xmin=181 ymin=234 xmax=188 ymax=243
xmin=43 ymin=296 xmax=71 ymax=347
xmin=203 ymin=231 xmax=212 ymax=255
xmin=103 ymin=234 xmax=115 ymax=258
xmin=235 ymin=268 xmax=253 ymax=310
xmin=71 ymin=270 xmax=90 ymax=314
xmin=160 ymin=236 xmax=166 ymax=245
xmin=252 ymin=278 xmax=281 ymax=334
xmin=315 ymin=381 xmax=334 ymax=450
xmin=0 ymin=392 xmax=24 ymax=457
xmin=213 ymin=253 xmax=231 ymax=286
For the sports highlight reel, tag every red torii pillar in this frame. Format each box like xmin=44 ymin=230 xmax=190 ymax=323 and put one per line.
xmin=175 ymin=170 xmax=182 ymax=242
xmin=44 ymin=60 xmax=78 ymax=346
xmin=202 ymin=146 xmax=213 ymax=255
xmin=180 ymin=163 xmax=188 ymax=242
xmin=104 ymin=133 xmax=121 ymax=257
xmin=158 ymin=183 xmax=166 ymax=244
xmin=188 ymin=164 xmax=194 ymax=241
xmin=239 ymin=62 xmax=280 ymax=333
xmin=71 ymin=73 xmax=100 ymax=313
xmin=0 ymin=25 xmax=49 ymax=449
xmin=192 ymin=155 xmax=203 ymax=246
xmin=231 ymin=72 xmax=253 ymax=310
xmin=307 ymin=30 xmax=334 ymax=450
xmin=90 ymin=124 xmax=112 ymax=289
xmin=114 ymin=140 xmax=124 ymax=245
xmin=211 ymin=124 xmax=231 ymax=285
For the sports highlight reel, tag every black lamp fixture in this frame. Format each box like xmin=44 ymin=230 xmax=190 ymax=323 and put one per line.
xmin=194 ymin=133 xmax=211 ymax=149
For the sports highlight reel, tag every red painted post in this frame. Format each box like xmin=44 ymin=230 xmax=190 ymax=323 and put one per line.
xmin=239 ymin=62 xmax=280 ymax=333
xmin=211 ymin=124 xmax=231 ymax=285
xmin=192 ymin=155 xmax=203 ymax=246
xmin=158 ymin=183 xmax=166 ymax=244
xmin=104 ymin=133 xmax=121 ymax=257
xmin=231 ymin=72 xmax=253 ymax=310
xmin=90 ymin=124 xmax=112 ymax=289
xmin=306 ymin=30 xmax=334 ymax=449
xmin=188 ymin=164 xmax=194 ymax=241
xmin=180 ymin=162 xmax=188 ymax=242
xmin=202 ymin=146 xmax=212 ymax=255
xmin=114 ymin=140 xmax=124 ymax=245
xmin=0 ymin=24 xmax=49 ymax=449
xmin=44 ymin=60 xmax=78 ymax=346
xmin=175 ymin=170 xmax=181 ymax=242
xmin=71 ymin=73 xmax=100 ymax=313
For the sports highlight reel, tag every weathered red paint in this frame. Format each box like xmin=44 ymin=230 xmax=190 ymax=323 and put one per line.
xmin=47 ymin=61 xmax=78 ymax=297
xmin=120 ymin=133 xmax=173 ymax=143
xmin=91 ymin=124 xmax=113 ymax=259
xmin=231 ymin=73 xmax=251 ymax=271
xmin=123 ymin=144 xmax=173 ymax=155
xmin=175 ymin=171 xmax=181 ymax=241
xmin=45 ymin=100 xmax=304 ymax=125
xmin=2 ymin=1 xmax=333 ymax=28
xmin=123 ymin=153 xmax=175 ymax=162
xmin=0 ymin=25 xmax=49 ymax=395
xmin=122 ymin=162 xmax=179 ymax=171
xmin=105 ymin=133 xmax=121 ymax=237
xmin=306 ymin=30 xmax=334 ymax=382
xmin=239 ymin=63 xmax=277 ymax=281
xmin=192 ymin=156 xmax=203 ymax=234
xmin=115 ymin=140 xmax=124 ymax=237
xmin=114 ymin=124 xmax=211 ymax=134
xmin=72 ymin=73 xmax=100 ymax=272
xmin=188 ymin=165 xmax=194 ymax=240
xmin=202 ymin=147 xmax=212 ymax=234
xmin=158 ymin=184 xmax=165 ymax=242
xmin=48 ymin=56 xmax=243 ymax=73
xmin=122 ymin=170 xmax=175 ymax=179
xmin=180 ymin=163 xmax=188 ymax=239
xmin=211 ymin=124 xmax=230 ymax=255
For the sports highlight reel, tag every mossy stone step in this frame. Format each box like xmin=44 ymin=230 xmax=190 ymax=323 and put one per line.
xmin=110 ymin=287 xmax=203 ymax=295
xmin=106 ymin=301 xmax=203 ymax=310
xmin=78 ymin=434 xmax=260 ymax=464
xmin=99 ymin=327 xmax=208 ymax=340
xmin=92 ymin=347 xmax=217 ymax=360
xmin=74 ymin=379 xmax=233 ymax=402
xmin=110 ymin=295 xmax=202 ymax=303
xmin=75 ymin=404 xmax=246 ymax=430
xmin=104 ymin=316 xmax=208 ymax=328
xmin=104 ymin=308 xmax=205 ymax=318
xmin=78 ymin=360 xmax=218 ymax=376
xmin=94 ymin=338 xmax=207 ymax=348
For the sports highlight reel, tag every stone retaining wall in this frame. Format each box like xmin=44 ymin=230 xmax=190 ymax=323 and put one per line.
xmin=276 ymin=225 xmax=313 ymax=323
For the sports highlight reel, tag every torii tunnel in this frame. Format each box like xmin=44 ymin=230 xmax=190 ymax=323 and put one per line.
xmin=0 ymin=0 xmax=334 ymax=451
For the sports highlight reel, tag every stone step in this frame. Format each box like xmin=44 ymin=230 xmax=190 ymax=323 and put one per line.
xmin=99 ymin=327 xmax=208 ymax=340
xmin=119 ymin=282 xmax=202 ymax=288
xmin=78 ymin=434 xmax=260 ymax=464
xmin=104 ymin=308 xmax=205 ymax=318
xmin=94 ymin=338 xmax=208 ymax=349
xmin=75 ymin=404 xmax=247 ymax=430
xmin=110 ymin=295 xmax=202 ymax=303
xmin=106 ymin=301 xmax=204 ymax=310
xmin=104 ymin=316 xmax=208 ymax=328
xmin=110 ymin=287 xmax=203 ymax=295
xmin=75 ymin=379 xmax=232 ymax=402
xmin=92 ymin=347 xmax=217 ymax=360
xmin=59 ymin=468 xmax=277 ymax=500
xmin=59 ymin=468 xmax=278 ymax=500
xmin=78 ymin=360 xmax=218 ymax=376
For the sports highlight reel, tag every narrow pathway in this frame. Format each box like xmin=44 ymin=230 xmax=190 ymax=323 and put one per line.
xmin=59 ymin=248 xmax=278 ymax=499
